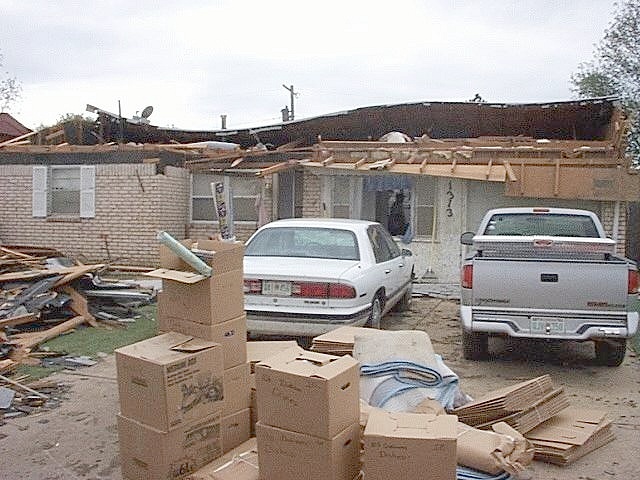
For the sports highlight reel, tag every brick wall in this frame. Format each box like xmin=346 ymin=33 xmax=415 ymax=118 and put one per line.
xmin=302 ymin=171 xmax=322 ymax=217
xmin=600 ymin=201 xmax=627 ymax=255
xmin=0 ymin=163 xmax=189 ymax=266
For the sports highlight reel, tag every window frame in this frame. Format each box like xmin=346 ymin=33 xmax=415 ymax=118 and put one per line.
xmin=32 ymin=165 xmax=95 ymax=219
xmin=190 ymin=172 xmax=261 ymax=223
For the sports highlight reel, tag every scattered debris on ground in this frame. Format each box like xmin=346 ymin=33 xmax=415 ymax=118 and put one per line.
xmin=0 ymin=245 xmax=156 ymax=374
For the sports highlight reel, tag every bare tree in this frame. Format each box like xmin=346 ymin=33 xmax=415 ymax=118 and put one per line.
xmin=0 ymin=51 xmax=22 ymax=113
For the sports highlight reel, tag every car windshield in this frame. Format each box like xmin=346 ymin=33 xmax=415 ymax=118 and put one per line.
xmin=484 ymin=213 xmax=599 ymax=237
xmin=245 ymin=226 xmax=360 ymax=260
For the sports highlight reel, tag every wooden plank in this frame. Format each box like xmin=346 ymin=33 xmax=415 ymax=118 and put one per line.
xmin=354 ymin=157 xmax=367 ymax=169
xmin=0 ymin=373 xmax=48 ymax=399
xmin=61 ymin=286 xmax=99 ymax=328
xmin=52 ymin=264 xmax=105 ymax=288
xmin=502 ymin=160 xmax=518 ymax=182
xmin=554 ymin=158 xmax=561 ymax=196
xmin=0 ymin=313 xmax=37 ymax=329
xmin=0 ymin=359 xmax=16 ymax=374
xmin=0 ymin=247 xmax=36 ymax=259
xmin=257 ymin=161 xmax=297 ymax=177
xmin=16 ymin=315 xmax=86 ymax=350
xmin=0 ymin=130 xmax=38 ymax=147
xmin=486 ymin=158 xmax=493 ymax=179
xmin=321 ymin=156 xmax=334 ymax=167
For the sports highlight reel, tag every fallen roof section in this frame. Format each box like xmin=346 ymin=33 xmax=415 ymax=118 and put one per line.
xmin=63 ymin=97 xmax=623 ymax=148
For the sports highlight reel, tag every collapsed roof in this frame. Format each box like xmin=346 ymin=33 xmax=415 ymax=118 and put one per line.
xmin=74 ymin=97 xmax=622 ymax=148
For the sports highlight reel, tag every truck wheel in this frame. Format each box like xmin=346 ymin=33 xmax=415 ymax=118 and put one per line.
xmin=462 ymin=329 xmax=489 ymax=360
xmin=594 ymin=339 xmax=626 ymax=367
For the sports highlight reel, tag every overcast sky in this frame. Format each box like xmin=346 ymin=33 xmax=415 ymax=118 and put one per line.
xmin=2 ymin=0 xmax=616 ymax=131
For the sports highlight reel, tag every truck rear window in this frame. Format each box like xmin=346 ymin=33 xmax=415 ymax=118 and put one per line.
xmin=484 ymin=213 xmax=599 ymax=237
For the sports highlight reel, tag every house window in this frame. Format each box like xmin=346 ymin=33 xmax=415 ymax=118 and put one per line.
xmin=415 ymin=176 xmax=436 ymax=236
xmin=32 ymin=165 xmax=95 ymax=218
xmin=191 ymin=173 xmax=259 ymax=222
xmin=51 ymin=167 xmax=81 ymax=214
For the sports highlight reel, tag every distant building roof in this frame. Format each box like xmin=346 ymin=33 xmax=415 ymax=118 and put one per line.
xmin=0 ymin=113 xmax=31 ymax=140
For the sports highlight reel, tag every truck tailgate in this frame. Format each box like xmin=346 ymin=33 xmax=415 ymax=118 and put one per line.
xmin=472 ymin=258 xmax=629 ymax=311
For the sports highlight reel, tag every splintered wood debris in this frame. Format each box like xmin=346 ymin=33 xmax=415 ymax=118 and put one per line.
xmin=0 ymin=245 xmax=156 ymax=373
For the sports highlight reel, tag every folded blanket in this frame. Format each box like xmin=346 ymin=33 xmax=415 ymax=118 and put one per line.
xmin=354 ymin=330 xmax=466 ymax=411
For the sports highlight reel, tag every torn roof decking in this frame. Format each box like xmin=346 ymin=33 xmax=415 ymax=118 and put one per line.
xmin=86 ymin=98 xmax=621 ymax=148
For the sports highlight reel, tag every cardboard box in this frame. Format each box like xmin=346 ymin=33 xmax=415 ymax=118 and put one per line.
xmin=525 ymin=408 xmax=614 ymax=465
xmin=221 ymin=408 xmax=251 ymax=453
xmin=159 ymin=315 xmax=248 ymax=369
xmin=247 ymin=340 xmax=301 ymax=374
xmin=223 ymin=363 xmax=251 ymax=415
xmin=256 ymin=348 xmax=359 ymax=439
xmin=152 ymin=239 xmax=245 ymax=326
xmin=158 ymin=270 xmax=244 ymax=326
xmin=115 ymin=332 xmax=224 ymax=432
xmin=363 ymin=410 xmax=457 ymax=480
xmin=256 ymin=421 xmax=360 ymax=480
xmin=186 ymin=439 xmax=258 ymax=480
xmin=118 ymin=412 xmax=223 ymax=480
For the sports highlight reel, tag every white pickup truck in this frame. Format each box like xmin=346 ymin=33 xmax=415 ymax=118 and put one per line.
xmin=460 ymin=207 xmax=639 ymax=366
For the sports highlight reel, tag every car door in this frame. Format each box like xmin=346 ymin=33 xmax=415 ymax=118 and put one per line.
xmin=366 ymin=225 xmax=401 ymax=305
xmin=376 ymin=226 xmax=408 ymax=299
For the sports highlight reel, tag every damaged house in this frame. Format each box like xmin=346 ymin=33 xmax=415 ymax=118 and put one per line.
xmin=0 ymin=97 xmax=638 ymax=283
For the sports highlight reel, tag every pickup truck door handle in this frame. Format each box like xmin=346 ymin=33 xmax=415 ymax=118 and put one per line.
xmin=540 ymin=273 xmax=558 ymax=282
xmin=384 ymin=269 xmax=391 ymax=274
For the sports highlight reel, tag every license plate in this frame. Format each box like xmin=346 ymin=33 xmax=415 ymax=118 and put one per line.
xmin=262 ymin=280 xmax=292 ymax=296
xmin=531 ymin=317 xmax=565 ymax=335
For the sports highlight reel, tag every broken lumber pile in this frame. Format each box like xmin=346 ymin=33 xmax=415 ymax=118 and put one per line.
xmin=0 ymin=245 xmax=156 ymax=370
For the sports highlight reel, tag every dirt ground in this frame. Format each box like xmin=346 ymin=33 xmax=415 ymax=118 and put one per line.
xmin=1 ymin=296 xmax=638 ymax=480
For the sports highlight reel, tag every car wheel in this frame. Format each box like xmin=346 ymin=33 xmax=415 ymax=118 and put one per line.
xmin=367 ymin=294 xmax=384 ymax=329
xmin=393 ymin=282 xmax=412 ymax=312
xmin=462 ymin=329 xmax=489 ymax=360
xmin=594 ymin=339 xmax=626 ymax=367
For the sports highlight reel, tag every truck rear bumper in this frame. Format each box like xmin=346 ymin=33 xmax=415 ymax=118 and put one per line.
xmin=460 ymin=305 xmax=638 ymax=341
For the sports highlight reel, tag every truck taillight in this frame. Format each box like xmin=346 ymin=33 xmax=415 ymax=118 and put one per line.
xmin=629 ymin=270 xmax=639 ymax=294
xmin=461 ymin=264 xmax=473 ymax=289
xmin=244 ymin=279 xmax=262 ymax=294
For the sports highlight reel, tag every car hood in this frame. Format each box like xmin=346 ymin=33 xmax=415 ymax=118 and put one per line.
xmin=243 ymin=256 xmax=361 ymax=281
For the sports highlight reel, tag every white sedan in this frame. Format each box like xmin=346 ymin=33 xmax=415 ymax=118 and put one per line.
xmin=243 ymin=218 xmax=414 ymax=337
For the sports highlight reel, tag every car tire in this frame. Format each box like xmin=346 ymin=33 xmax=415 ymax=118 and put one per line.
xmin=367 ymin=294 xmax=384 ymax=329
xmin=393 ymin=282 xmax=412 ymax=312
xmin=594 ymin=339 xmax=626 ymax=367
xmin=462 ymin=329 xmax=489 ymax=360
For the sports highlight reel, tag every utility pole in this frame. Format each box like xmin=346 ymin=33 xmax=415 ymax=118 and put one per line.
xmin=282 ymin=84 xmax=297 ymax=121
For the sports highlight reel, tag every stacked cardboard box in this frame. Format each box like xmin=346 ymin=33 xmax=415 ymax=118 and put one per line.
xmin=363 ymin=410 xmax=458 ymax=480
xmin=154 ymin=239 xmax=252 ymax=454
xmin=246 ymin=340 xmax=301 ymax=434
xmin=115 ymin=332 xmax=225 ymax=479
xmin=255 ymin=347 xmax=361 ymax=480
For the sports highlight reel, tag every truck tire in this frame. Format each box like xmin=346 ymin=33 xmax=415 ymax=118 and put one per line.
xmin=462 ymin=329 xmax=489 ymax=360
xmin=594 ymin=339 xmax=626 ymax=367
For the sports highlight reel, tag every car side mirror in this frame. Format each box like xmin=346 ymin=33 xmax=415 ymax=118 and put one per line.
xmin=401 ymin=248 xmax=413 ymax=257
xmin=460 ymin=232 xmax=474 ymax=245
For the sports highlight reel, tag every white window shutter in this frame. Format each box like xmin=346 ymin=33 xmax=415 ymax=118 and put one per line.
xmin=32 ymin=166 xmax=48 ymax=217
xmin=79 ymin=166 xmax=96 ymax=218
